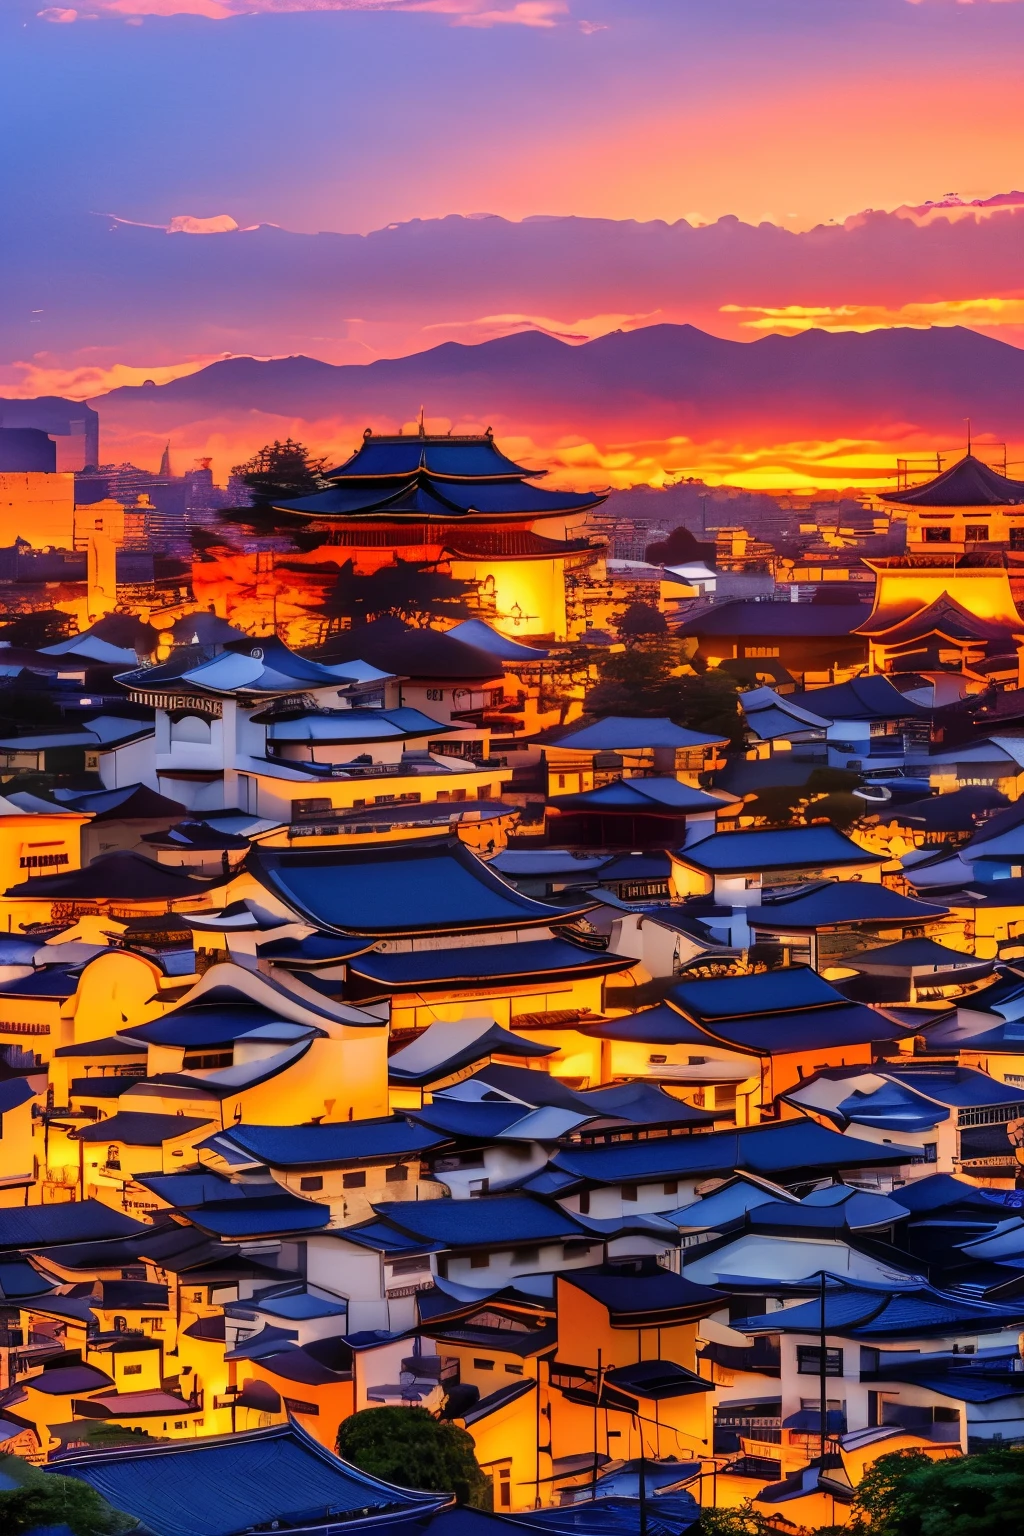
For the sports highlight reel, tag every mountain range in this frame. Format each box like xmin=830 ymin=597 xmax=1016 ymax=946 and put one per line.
xmin=85 ymin=322 xmax=1024 ymax=490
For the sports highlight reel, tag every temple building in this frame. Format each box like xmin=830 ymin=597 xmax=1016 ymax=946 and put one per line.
xmin=275 ymin=426 xmax=606 ymax=640
xmin=881 ymin=451 xmax=1024 ymax=556
xmin=857 ymin=453 xmax=1024 ymax=690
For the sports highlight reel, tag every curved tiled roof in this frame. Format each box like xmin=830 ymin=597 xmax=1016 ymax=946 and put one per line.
xmin=881 ymin=453 xmax=1024 ymax=507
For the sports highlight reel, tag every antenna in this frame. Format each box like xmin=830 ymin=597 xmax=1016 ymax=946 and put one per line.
xmin=418 ymin=405 xmax=425 ymax=438
xmin=965 ymin=417 xmax=972 ymax=455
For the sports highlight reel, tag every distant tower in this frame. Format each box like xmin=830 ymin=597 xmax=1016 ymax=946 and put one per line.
xmin=159 ymin=442 xmax=172 ymax=478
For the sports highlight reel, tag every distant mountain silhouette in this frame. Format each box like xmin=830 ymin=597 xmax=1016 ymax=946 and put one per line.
xmin=92 ymin=322 xmax=1024 ymax=447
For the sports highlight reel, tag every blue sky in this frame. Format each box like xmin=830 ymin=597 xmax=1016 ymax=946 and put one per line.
xmin=5 ymin=1 xmax=1024 ymax=234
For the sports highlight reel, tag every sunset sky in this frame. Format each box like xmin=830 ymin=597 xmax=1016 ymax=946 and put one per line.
xmin=5 ymin=0 xmax=1024 ymax=489
xmin=9 ymin=0 xmax=1024 ymax=233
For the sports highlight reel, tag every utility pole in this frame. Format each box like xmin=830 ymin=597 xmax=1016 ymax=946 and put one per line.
xmin=592 ymin=1349 xmax=603 ymax=1500
xmin=634 ymin=1413 xmax=649 ymax=1536
xmin=819 ymin=1270 xmax=828 ymax=1465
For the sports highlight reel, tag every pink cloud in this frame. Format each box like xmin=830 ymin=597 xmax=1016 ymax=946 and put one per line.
xmin=63 ymin=0 xmax=568 ymax=19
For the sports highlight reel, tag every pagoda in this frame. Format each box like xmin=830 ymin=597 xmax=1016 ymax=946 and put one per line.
xmin=274 ymin=424 xmax=605 ymax=640
xmin=858 ymin=452 xmax=1024 ymax=690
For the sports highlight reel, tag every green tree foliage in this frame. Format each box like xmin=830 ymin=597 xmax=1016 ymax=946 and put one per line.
xmin=0 ymin=1460 xmax=134 ymax=1536
xmin=319 ymin=559 xmax=474 ymax=629
xmin=852 ymin=1446 xmax=1024 ymax=1536
xmin=586 ymin=648 xmax=743 ymax=747
xmin=231 ymin=438 xmax=329 ymax=503
xmin=336 ymin=1406 xmax=492 ymax=1509
xmin=697 ymin=1498 xmax=778 ymax=1536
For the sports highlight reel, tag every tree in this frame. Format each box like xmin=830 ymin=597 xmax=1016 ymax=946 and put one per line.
xmin=231 ymin=438 xmax=329 ymax=504
xmin=697 ymin=1499 xmax=778 ymax=1536
xmin=645 ymin=526 xmax=716 ymax=567
xmin=0 ymin=1469 xmax=133 ymax=1536
xmin=586 ymin=651 xmax=743 ymax=747
xmin=615 ymin=601 xmax=667 ymax=642
xmin=318 ymin=558 xmax=473 ymax=629
xmin=0 ymin=609 xmax=74 ymax=647
xmin=852 ymin=1446 xmax=1024 ymax=1536
xmin=336 ymin=1406 xmax=492 ymax=1509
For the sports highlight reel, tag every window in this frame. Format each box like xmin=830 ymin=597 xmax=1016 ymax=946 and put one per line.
xmin=474 ymin=1358 xmax=495 ymax=1371
xmin=495 ymin=1466 xmax=511 ymax=1510
xmin=797 ymin=1346 xmax=844 ymax=1376
xmin=470 ymin=1253 xmax=490 ymax=1269
xmin=563 ymin=1240 xmax=592 ymax=1258
xmin=293 ymin=798 xmax=331 ymax=819
xmin=965 ymin=524 xmax=989 ymax=542
xmin=343 ymin=1171 xmax=366 ymax=1189
xmin=621 ymin=1183 xmax=638 ymax=1202
xmin=182 ymin=1052 xmax=232 ymax=1070
xmin=923 ymin=1143 xmax=937 ymax=1163
xmin=192 ymin=1292 xmax=203 ymax=1303
xmin=123 ymin=1364 xmax=142 ymax=1376
xmin=386 ymin=1164 xmax=409 ymax=1183
xmin=744 ymin=646 xmax=780 ymax=658
xmin=145 ymin=1318 xmax=164 ymax=1333
xmin=578 ymin=1191 xmax=591 ymax=1215
xmin=512 ymin=1246 xmax=540 ymax=1265
xmin=505 ymin=1363 xmax=524 ymax=1376
xmin=426 ymin=689 xmax=445 ymax=701
xmin=923 ymin=526 xmax=951 ymax=543
xmin=391 ymin=1256 xmax=430 ymax=1277
xmin=300 ymin=1175 xmax=324 ymax=1192
xmin=664 ymin=1180 xmax=679 ymax=1196
xmin=113 ymin=1316 xmax=127 ymax=1333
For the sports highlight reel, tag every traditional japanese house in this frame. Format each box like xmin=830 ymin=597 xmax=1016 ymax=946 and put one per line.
xmin=677 ymin=601 xmax=869 ymax=685
xmin=781 ymin=1063 xmax=1024 ymax=1183
xmin=746 ymin=881 xmax=952 ymax=972
xmin=584 ymin=967 xmax=911 ymax=1124
xmin=669 ymin=826 xmax=885 ymax=949
xmin=546 ymin=778 xmax=739 ymax=852
xmin=244 ymin=838 xmax=632 ymax=1070
xmin=544 ymin=716 xmax=728 ymax=796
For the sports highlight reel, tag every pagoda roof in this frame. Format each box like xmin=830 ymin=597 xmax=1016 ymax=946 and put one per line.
xmin=857 ymin=591 xmax=1022 ymax=643
xmin=550 ymin=777 xmax=733 ymax=814
xmin=881 ymin=453 xmax=1024 ymax=507
xmin=673 ymin=824 xmax=883 ymax=875
xmin=278 ymin=470 xmax=602 ymax=523
xmin=327 ymin=430 xmax=539 ymax=482
xmin=58 ymin=1421 xmax=443 ymax=1536
xmin=249 ymin=836 xmax=598 ymax=936
xmin=120 ymin=635 xmax=362 ymax=699
xmin=550 ymin=716 xmax=728 ymax=751
xmin=446 ymin=619 xmax=550 ymax=661
xmin=314 ymin=618 xmax=502 ymax=681
xmin=678 ymin=600 xmax=867 ymax=639
xmin=4 ymin=849 xmax=220 ymax=901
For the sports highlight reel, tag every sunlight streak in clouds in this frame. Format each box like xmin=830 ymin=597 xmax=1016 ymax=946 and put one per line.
xmin=723 ymin=297 xmax=1024 ymax=334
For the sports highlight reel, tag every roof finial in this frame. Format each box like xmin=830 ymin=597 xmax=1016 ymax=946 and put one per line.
xmin=418 ymin=405 xmax=425 ymax=439
xmin=965 ymin=417 xmax=972 ymax=456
